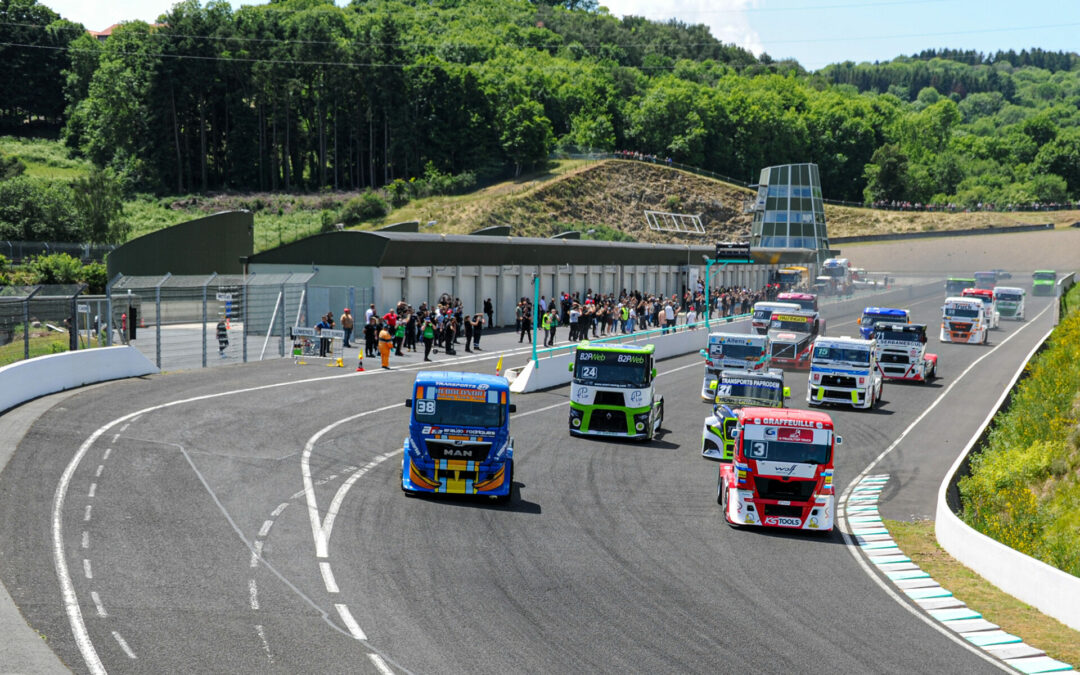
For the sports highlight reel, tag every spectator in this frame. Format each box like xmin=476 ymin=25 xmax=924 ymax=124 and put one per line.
xmin=340 ymin=308 xmax=353 ymax=348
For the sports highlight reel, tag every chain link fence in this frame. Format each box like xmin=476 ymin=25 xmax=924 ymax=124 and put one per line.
xmin=1 ymin=240 xmax=116 ymax=264
xmin=103 ymin=273 xmax=374 ymax=372
xmin=0 ymin=284 xmax=86 ymax=366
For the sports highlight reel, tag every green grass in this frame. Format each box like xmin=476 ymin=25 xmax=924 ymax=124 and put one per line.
xmin=888 ymin=519 xmax=1080 ymax=667
xmin=0 ymin=136 xmax=92 ymax=180
xmin=0 ymin=333 xmax=70 ymax=367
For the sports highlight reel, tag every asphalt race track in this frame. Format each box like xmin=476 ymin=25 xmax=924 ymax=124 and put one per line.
xmin=0 ymin=284 xmax=1059 ymax=674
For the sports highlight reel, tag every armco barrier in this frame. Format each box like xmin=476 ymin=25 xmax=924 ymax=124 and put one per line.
xmin=936 ymin=324 xmax=1080 ymax=632
xmin=510 ymin=279 xmax=943 ymax=392
xmin=831 ymin=222 xmax=1053 ymax=244
xmin=0 ymin=346 xmax=159 ymax=414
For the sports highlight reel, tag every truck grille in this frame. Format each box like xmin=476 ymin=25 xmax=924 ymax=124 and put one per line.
xmin=880 ymin=353 xmax=909 ymax=364
xmin=949 ymin=322 xmax=972 ymax=332
xmin=589 ymin=409 xmax=627 ymax=434
xmin=593 ymin=390 xmax=625 ymax=407
xmin=755 ymin=477 xmax=816 ymax=501
xmin=821 ymin=374 xmax=856 ymax=388
xmin=771 ymin=343 xmax=796 ymax=359
xmin=425 ymin=441 xmax=492 ymax=462
xmin=763 ymin=504 xmax=804 ymax=518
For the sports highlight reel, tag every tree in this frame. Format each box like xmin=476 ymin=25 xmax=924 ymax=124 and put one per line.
xmin=499 ymin=101 xmax=554 ymax=176
xmin=0 ymin=151 xmax=25 ymax=180
xmin=862 ymin=144 xmax=910 ymax=203
xmin=71 ymin=167 xmax=127 ymax=244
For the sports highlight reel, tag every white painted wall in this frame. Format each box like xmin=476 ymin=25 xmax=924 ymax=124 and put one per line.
xmin=0 ymin=347 xmax=159 ymax=414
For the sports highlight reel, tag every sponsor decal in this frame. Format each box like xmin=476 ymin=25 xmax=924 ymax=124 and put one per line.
xmin=764 ymin=516 xmax=802 ymax=527
xmin=723 ymin=378 xmax=781 ymax=388
xmin=759 ymin=417 xmax=819 ymax=428
xmin=630 ymin=390 xmax=643 ymax=404
xmin=436 ymin=387 xmax=487 ymax=402
xmin=773 ymin=314 xmax=809 ymax=323
xmin=778 ymin=428 xmax=814 ymax=443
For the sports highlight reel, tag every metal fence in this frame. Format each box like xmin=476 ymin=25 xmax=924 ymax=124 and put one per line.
xmin=104 ymin=273 xmax=374 ymax=372
xmin=1 ymin=240 xmax=117 ymax=264
xmin=0 ymin=284 xmax=86 ymax=365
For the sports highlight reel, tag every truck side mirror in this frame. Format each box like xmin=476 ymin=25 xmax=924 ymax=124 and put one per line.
xmin=508 ymin=404 xmax=517 ymax=413
xmin=783 ymin=387 xmax=791 ymax=398
xmin=405 ymin=399 xmax=412 ymax=408
xmin=729 ymin=428 xmax=740 ymax=439
xmin=699 ymin=349 xmax=707 ymax=357
xmin=835 ymin=435 xmax=843 ymax=445
xmin=709 ymin=380 xmax=718 ymax=391
xmin=568 ymin=363 xmax=573 ymax=372
xmin=651 ymin=368 xmax=657 ymax=379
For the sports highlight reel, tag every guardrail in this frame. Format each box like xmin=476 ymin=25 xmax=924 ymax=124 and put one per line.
xmin=831 ymin=222 xmax=1054 ymax=245
xmin=936 ymin=272 xmax=1080 ymax=633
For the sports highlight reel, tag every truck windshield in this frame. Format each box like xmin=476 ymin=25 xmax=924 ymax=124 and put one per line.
xmin=945 ymin=306 xmax=980 ymax=318
xmin=876 ymin=329 xmax=922 ymax=343
xmin=821 ymin=267 xmax=845 ymax=278
xmin=745 ymin=436 xmax=831 ymax=464
xmin=777 ymin=272 xmax=801 ymax=285
xmin=413 ymin=399 xmax=504 ymax=428
xmin=996 ymin=293 xmax=1022 ymax=303
xmin=861 ymin=312 xmax=902 ymax=327
xmin=946 ymin=279 xmax=974 ymax=294
xmin=770 ymin=315 xmax=812 ymax=332
xmin=574 ymin=352 xmax=649 ymax=387
xmin=813 ymin=346 xmax=870 ymax=364
xmin=1033 ymin=273 xmax=1055 ymax=282
xmin=710 ymin=343 xmax=764 ymax=362
xmin=779 ymin=297 xmax=816 ymax=311
xmin=714 ymin=379 xmax=783 ymax=406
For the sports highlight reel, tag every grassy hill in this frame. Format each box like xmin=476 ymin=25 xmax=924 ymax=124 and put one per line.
xmin=3 ymin=136 xmax=1078 ymax=253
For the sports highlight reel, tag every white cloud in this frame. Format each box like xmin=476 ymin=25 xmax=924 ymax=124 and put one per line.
xmin=599 ymin=0 xmax=763 ymax=56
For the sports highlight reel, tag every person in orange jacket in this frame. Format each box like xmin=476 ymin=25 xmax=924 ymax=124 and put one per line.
xmin=378 ymin=325 xmax=393 ymax=369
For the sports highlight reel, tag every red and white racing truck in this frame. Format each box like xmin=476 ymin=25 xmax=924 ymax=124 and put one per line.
xmin=717 ymin=407 xmax=841 ymax=532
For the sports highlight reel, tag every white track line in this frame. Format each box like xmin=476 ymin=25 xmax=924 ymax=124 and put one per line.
xmin=82 ymin=559 xmax=92 ymax=580
xmin=335 ymin=604 xmax=367 ymax=640
xmin=258 ymin=520 xmax=273 ymax=538
xmin=102 ymin=448 xmax=111 ymax=461
xmin=320 ymin=562 xmax=339 ymax=593
xmin=95 ymin=465 xmax=103 ymax=478
xmin=250 ymin=540 xmax=264 ymax=568
xmin=83 ymin=505 xmax=91 ymax=522
xmin=81 ymin=531 xmax=89 ymax=549
xmin=837 ymin=301 xmax=1052 ymax=673
xmin=88 ymin=483 xmax=96 ymax=498
xmin=248 ymin=579 xmax=259 ymax=610
xmin=368 ymin=652 xmax=395 ymax=675
xmin=271 ymin=502 xmax=289 ymax=517
xmin=111 ymin=631 xmax=136 ymax=659
xmin=255 ymin=624 xmax=274 ymax=664
xmin=90 ymin=591 xmax=106 ymax=618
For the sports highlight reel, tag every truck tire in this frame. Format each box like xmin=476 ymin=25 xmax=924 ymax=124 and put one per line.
xmin=495 ymin=460 xmax=514 ymax=504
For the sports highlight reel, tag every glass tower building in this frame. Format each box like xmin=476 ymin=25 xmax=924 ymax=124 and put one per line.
xmin=748 ymin=163 xmax=829 ymax=257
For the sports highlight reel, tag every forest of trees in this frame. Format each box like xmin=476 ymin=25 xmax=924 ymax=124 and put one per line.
xmin=2 ymin=0 xmax=1080 ymax=223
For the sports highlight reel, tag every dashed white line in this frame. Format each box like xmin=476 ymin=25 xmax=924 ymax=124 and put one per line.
xmin=95 ymin=465 xmax=104 ymax=478
xmin=118 ymin=423 xmax=129 ymax=433
xmin=83 ymin=559 xmax=92 ymax=579
xmin=88 ymin=483 xmax=96 ymax=498
xmin=320 ymin=562 xmax=339 ymax=593
xmin=90 ymin=591 xmax=107 ymax=618
xmin=102 ymin=448 xmax=111 ymax=461
xmin=327 ymin=474 xmax=338 ymax=481
xmin=368 ymin=652 xmax=394 ymax=675
xmin=258 ymin=520 xmax=273 ymax=538
xmin=271 ymin=502 xmax=289 ymax=518
xmin=248 ymin=579 xmax=259 ymax=610
xmin=111 ymin=434 xmax=119 ymax=443
xmin=254 ymin=624 xmax=274 ymax=664
xmin=250 ymin=540 xmax=264 ymax=568
xmin=81 ymin=531 xmax=89 ymax=549
xmin=83 ymin=505 xmax=92 ymax=522
xmin=335 ymin=603 xmax=367 ymax=640
xmin=111 ymin=631 xmax=136 ymax=659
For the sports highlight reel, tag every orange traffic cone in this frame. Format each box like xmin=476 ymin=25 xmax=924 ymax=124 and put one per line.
xmin=356 ymin=354 xmax=365 ymax=372
xmin=226 ymin=317 xmax=231 ymax=330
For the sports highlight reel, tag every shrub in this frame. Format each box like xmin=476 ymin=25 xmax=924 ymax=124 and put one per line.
xmin=339 ymin=191 xmax=388 ymax=225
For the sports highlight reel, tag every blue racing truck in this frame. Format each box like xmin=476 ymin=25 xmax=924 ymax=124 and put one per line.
xmin=858 ymin=306 xmax=910 ymax=339
xmin=401 ymin=371 xmax=515 ymax=502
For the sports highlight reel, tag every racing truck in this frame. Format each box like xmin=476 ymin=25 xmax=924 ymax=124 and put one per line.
xmin=701 ymin=369 xmax=789 ymax=460
xmin=974 ymin=271 xmax=998 ymax=290
xmin=993 ymin=286 xmax=1026 ymax=321
xmin=821 ymin=258 xmax=853 ymax=294
xmin=1032 ymin=270 xmax=1056 ymax=297
xmin=941 ymin=296 xmax=989 ymax=344
xmin=401 ymin=371 xmax=516 ymax=501
xmin=945 ymin=276 xmax=975 ymax=296
xmin=807 ymin=336 xmax=883 ymax=409
xmin=767 ymin=309 xmax=823 ymax=368
xmin=873 ymin=322 xmax=937 ymax=382
xmin=717 ymin=407 xmax=841 ymax=532
xmin=751 ymin=301 xmax=801 ymax=335
xmin=961 ymin=288 xmax=1000 ymax=330
xmin=858 ymin=306 xmax=911 ymax=339
xmin=568 ymin=342 xmax=663 ymax=440
xmin=699 ymin=332 xmax=770 ymax=401
xmin=776 ymin=291 xmax=819 ymax=312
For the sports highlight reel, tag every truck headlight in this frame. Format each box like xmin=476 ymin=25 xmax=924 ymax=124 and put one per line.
xmin=635 ymin=421 xmax=645 ymax=431
xmin=572 ymin=418 xmax=581 ymax=427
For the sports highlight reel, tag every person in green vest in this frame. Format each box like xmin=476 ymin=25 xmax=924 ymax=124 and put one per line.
xmin=394 ymin=317 xmax=406 ymax=356
xmin=543 ymin=307 xmax=559 ymax=347
xmin=421 ymin=317 xmax=435 ymax=361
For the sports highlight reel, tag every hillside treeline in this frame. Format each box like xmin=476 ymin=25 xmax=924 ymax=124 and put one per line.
xmin=3 ymin=0 xmax=1080 ymax=207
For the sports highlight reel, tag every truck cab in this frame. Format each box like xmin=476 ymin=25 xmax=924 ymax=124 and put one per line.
xmin=699 ymin=332 xmax=770 ymax=401
xmin=945 ymin=277 xmax=975 ymax=296
xmin=701 ymin=369 xmax=789 ymax=460
xmin=767 ymin=309 xmax=823 ymax=368
xmin=821 ymin=258 xmax=852 ymax=294
xmin=993 ymin=286 xmax=1026 ymax=321
xmin=717 ymin=408 xmax=840 ymax=532
xmin=776 ymin=292 xmax=819 ymax=313
xmin=751 ymin=301 xmax=801 ymax=335
xmin=961 ymin=288 xmax=999 ymax=329
xmin=874 ymin=322 xmax=937 ymax=382
xmin=807 ymin=336 xmax=883 ymax=409
xmin=568 ymin=342 xmax=663 ymax=440
xmin=974 ymin=271 xmax=997 ymax=290
xmin=941 ymin=296 xmax=988 ymax=344
xmin=858 ymin=307 xmax=910 ymax=339
xmin=775 ymin=266 xmax=809 ymax=291
xmin=401 ymin=371 xmax=515 ymax=501
xmin=1032 ymin=270 xmax=1056 ymax=297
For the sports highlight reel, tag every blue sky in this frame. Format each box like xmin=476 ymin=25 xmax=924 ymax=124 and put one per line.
xmin=42 ymin=0 xmax=1080 ymax=71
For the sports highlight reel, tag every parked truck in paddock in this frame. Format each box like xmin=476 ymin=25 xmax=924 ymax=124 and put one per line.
xmin=701 ymin=369 xmax=789 ymax=460
xmin=568 ymin=342 xmax=663 ymax=440
xmin=699 ymin=332 xmax=770 ymax=401
xmin=717 ymin=408 xmax=841 ymax=532
xmin=941 ymin=297 xmax=989 ymax=344
xmin=873 ymin=323 xmax=937 ymax=382
xmin=807 ymin=337 xmax=883 ymax=410
xmin=401 ymin=371 xmax=516 ymax=502
xmin=993 ymin=286 xmax=1026 ymax=321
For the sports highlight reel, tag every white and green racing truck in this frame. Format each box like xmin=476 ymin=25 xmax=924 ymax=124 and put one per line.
xmin=568 ymin=342 xmax=664 ymax=440
xmin=701 ymin=369 xmax=789 ymax=460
